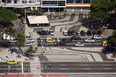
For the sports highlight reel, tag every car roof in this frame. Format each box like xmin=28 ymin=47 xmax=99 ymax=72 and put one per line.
xmin=47 ymin=38 xmax=52 ymax=39
xmin=7 ymin=59 xmax=14 ymax=61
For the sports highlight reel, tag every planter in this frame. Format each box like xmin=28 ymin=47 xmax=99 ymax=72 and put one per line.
xmin=29 ymin=57 xmax=34 ymax=60
xmin=17 ymin=55 xmax=21 ymax=58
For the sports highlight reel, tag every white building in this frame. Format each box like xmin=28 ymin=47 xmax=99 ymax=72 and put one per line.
xmin=0 ymin=0 xmax=91 ymax=12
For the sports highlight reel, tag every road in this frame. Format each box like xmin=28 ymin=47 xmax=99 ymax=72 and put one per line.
xmin=37 ymin=38 xmax=105 ymax=47
xmin=0 ymin=62 xmax=30 ymax=73
xmin=41 ymin=62 xmax=116 ymax=73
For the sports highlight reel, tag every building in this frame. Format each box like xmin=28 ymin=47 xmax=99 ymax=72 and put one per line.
xmin=0 ymin=0 xmax=91 ymax=13
xmin=66 ymin=0 xmax=91 ymax=13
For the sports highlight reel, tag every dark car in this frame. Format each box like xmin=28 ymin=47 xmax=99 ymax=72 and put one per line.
xmin=86 ymin=31 xmax=91 ymax=36
xmin=92 ymin=31 xmax=97 ymax=35
xmin=97 ymin=30 xmax=102 ymax=35
xmin=71 ymin=36 xmax=81 ymax=40
xmin=62 ymin=38 xmax=71 ymax=43
xmin=68 ymin=31 xmax=72 ymax=36
xmin=72 ymin=30 xmax=76 ymax=35
xmin=37 ymin=31 xmax=44 ymax=35
xmin=43 ymin=30 xmax=49 ymax=35
xmin=39 ymin=41 xmax=49 ymax=46
xmin=55 ymin=41 xmax=66 ymax=46
xmin=80 ymin=30 xmax=86 ymax=36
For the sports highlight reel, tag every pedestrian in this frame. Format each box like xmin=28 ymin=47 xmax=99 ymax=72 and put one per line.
xmin=27 ymin=69 xmax=30 ymax=72
xmin=48 ymin=64 xmax=51 ymax=67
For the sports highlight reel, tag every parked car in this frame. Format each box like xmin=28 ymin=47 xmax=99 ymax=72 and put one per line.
xmin=63 ymin=31 xmax=68 ymax=36
xmin=93 ymin=35 xmax=102 ymax=40
xmin=22 ymin=19 xmax=26 ymax=24
xmin=74 ymin=42 xmax=85 ymax=46
xmin=56 ymin=41 xmax=66 ymax=46
xmin=71 ymin=36 xmax=81 ymax=40
xmin=9 ymin=39 xmax=17 ymax=43
xmin=62 ymin=38 xmax=71 ymax=43
xmin=49 ymin=30 xmax=54 ymax=35
xmin=46 ymin=38 xmax=55 ymax=43
xmin=92 ymin=31 xmax=97 ymax=35
xmin=85 ymin=38 xmax=95 ymax=42
xmin=7 ymin=59 xmax=17 ymax=64
xmin=97 ymin=30 xmax=102 ymax=35
xmin=76 ymin=31 xmax=81 ymax=36
xmin=39 ymin=36 xmax=47 ymax=40
xmin=80 ymin=30 xmax=86 ymax=36
xmin=40 ymin=41 xmax=49 ymax=46
xmin=86 ymin=31 xmax=91 ymax=36
xmin=72 ymin=30 xmax=76 ymax=35
xmin=68 ymin=31 xmax=72 ymax=36
xmin=37 ymin=31 xmax=44 ymax=35
xmin=42 ymin=30 xmax=49 ymax=35
xmin=25 ymin=41 xmax=32 ymax=46
xmin=2 ymin=33 xmax=15 ymax=40
xmin=26 ymin=37 xmax=34 ymax=43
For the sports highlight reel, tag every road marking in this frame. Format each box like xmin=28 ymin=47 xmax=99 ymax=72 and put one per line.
xmin=22 ymin=62 xmax=24 ymax=74
xmin=102 ymin=64 xmax=112 ymax=66
xmin=104 ymin=68 xmax=112 ymax=70
xmin=82 ymin=68 xmax=91 ymax=70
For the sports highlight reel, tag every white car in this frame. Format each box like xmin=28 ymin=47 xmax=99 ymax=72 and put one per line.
xmin=93 ymin=35 xmax=102 ymax=40
xmin=22 ymin=19 xmax=26 ymax=24
xmin=9 ymin=39 xmax=17 ymax=43
xmin=85 ymin=38 xmax=95 ymax=42
xmin=26 ymin=38 xmax=34 ymax=43
xmin=63 ymin=31 xmax=68 ymax=36
xmin=25 ymin=41 xmax=32 ymax=46
xmin=49 ymin=30 xmax=54 ymax=35
xmin=75 ymin=42 xmax=84 ymax=46
xmin=3 ymin=33 xmax=15 ymax=40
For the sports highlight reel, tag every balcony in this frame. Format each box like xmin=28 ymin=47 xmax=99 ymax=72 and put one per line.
xmin=66 ymin=3 xmax=90 ymax=7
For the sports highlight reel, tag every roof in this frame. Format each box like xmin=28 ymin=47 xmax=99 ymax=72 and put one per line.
xmin=3 ymin=33 xmax=15 ymax=40
xmin=27 ymin=15 xmax=49 ymax=24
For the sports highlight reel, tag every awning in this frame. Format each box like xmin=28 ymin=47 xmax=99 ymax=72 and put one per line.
xmin=27 ymin=15 xmax=49 ymax=24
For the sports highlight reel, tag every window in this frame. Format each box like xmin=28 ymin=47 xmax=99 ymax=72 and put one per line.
xmin=83 ymin=0 xmax=90 ymax=3
xmin=58 ymin=1 xmax=65 ymax=6
xmin=75 ymin=0 xmax=82 ymax=3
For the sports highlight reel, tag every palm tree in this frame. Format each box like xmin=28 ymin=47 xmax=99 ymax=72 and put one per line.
xmin=6 ymin=26 xmax=15 ymax=50
xmin=15 ymin=32 xmax=25 ymax=55
xmin=26 ymin=45 xmax=36 ymax=58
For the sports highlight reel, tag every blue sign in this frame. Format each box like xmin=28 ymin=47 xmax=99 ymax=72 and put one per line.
xmin=42 ymin=4 xmax=58 ymax=6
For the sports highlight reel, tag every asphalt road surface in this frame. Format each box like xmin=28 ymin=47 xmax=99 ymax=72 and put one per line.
xmin=0 ymin=62 xmax=30 ymax=73
xmin=37 ymin=38 xmax=105 ymax=47
xmin=41 ymin=62 xmax=116 ymax=73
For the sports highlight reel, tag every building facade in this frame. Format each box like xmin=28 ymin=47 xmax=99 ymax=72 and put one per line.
xmin=0 ymin=0 xmax=91 ymax=13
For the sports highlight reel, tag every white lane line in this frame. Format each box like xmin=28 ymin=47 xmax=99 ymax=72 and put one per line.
xmin=22 ymin=62 xmax=23 ymax=74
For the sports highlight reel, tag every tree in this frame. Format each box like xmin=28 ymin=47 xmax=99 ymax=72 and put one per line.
xmin=108 ymin=30 xmax=116 ymax=46
xmin=6 ymin=26 xmax=15 ymax=50
xmin=90 ymin=0 xmax=113 ymax=23
xmin=15 ymin=32 xmax=25 ymax=54
xmin=106 ymin=30 xmax=116 ymax=55
xmin=20 ymin=8 xmax=25 ymax=17
xmin=26 ymin=45 xmax=36 ymax=55
xmin=110 ymin=0 xmax=116 ymax=13
xmin=32 ymin=8 xmax=45 ymax=15
xmin=0 ymin=9 xmax=17 ymax=24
